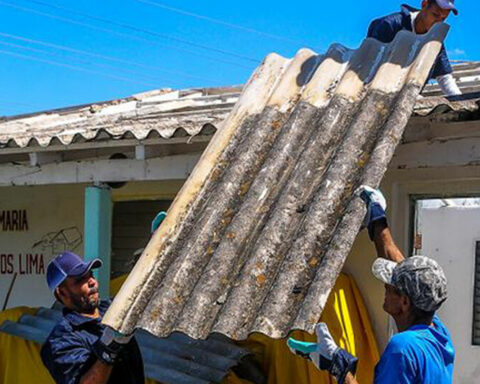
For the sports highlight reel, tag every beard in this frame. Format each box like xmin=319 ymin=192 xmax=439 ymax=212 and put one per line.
xmin=71 ymin=287 xmax=99 ymax=314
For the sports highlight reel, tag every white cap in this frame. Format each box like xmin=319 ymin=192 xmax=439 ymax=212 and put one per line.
xmin=436 ymin=0 xmax=458 ymax=15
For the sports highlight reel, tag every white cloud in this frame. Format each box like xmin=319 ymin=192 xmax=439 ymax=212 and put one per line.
xmin=448 ymin=48 xmax=466 ymax=56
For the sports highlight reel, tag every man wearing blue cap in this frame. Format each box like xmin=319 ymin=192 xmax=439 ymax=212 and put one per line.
xmin=41 ymin=251 xmax=144 ymax=384
xmin=287 ymin=187 xmax=455 ymax=383
xmin=368 ymin=0 xmax=461 ymax=97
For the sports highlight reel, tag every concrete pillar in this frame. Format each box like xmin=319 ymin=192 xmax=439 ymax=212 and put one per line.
xmin=84 ymin=185 xmax=112 ymax=299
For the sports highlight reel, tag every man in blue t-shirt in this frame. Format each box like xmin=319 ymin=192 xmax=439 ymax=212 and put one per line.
xmin=368 ymin=0 xmax=461 ymax=96
xmin=287 ymin=186 xmax=455 ymax=383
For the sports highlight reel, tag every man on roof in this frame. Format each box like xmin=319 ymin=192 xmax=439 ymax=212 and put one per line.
xmin=287 ymin=187 xmax=455 ymax=383
xmin=368 ymin=1 xmax=461 ymax=97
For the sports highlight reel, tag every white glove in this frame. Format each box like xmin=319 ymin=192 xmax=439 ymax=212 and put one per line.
xmin=437 ymin=74 xmax=461 ymax=97
xmin=357 ymin=185 xmax=387 ymax=228
xmin=287 ymin=323 xmax=358 ymax=384
xmin=310 ymin=323 xmax=339 ymax=366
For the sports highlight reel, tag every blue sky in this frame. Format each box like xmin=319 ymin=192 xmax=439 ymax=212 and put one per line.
xmin=0 ymin=0 xmax=477 ymax=116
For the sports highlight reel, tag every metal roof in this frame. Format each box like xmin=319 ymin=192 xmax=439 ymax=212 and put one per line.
xmin=0 ymin=306 xmax=256 ymax=384
xmin=102 ymin=24 xmax=449 ymax=340
xmin=1 ymin=61 xmax=479 ymax=150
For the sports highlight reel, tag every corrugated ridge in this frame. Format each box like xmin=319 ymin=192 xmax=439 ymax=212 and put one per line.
xmin=103 ymin=23 xmax=449 ymax=340
xmin=1 ymin=62 xmax=479 ymax=149
xmin=0 ymin=307 xmax=251 ymax=384
xmin=106 ymin=52 xmax=290 ymax=332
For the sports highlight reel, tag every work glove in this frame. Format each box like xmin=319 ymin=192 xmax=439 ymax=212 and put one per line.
xmin=93 ymin=326 xmax=133 ymax=365
xmin=151 ymin=211 xmax=167 ymax=234
xmin=287 ymin=323 xmax=358 ymax=384
xmin=357 ymin=185 xmax=387 ymax=240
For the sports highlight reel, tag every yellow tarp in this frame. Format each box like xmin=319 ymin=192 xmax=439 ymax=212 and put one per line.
xmin=0 ymin=273 xmax=378 ymax=384
xmin=0 ymin=306 xmax=54 ymax=384
xmin=224 ymin=274 xmax=379 ymax=384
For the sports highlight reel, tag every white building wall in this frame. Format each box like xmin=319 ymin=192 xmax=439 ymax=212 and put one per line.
xmin=0 ymin=184 xmax=85 ymax=309
xmin=419 ymin=206 xmax=480 ymax=384
xmin=0 ymin=180 xmax=187 ymax=310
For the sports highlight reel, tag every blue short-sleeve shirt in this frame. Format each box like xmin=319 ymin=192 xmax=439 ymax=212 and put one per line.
xmin=367 ymin=4 xmax=452 ymax=80
xmin=41 ymin=300 xmax=144 ymax=384
xmin=374 ymin=315 xmax=455 ymax=384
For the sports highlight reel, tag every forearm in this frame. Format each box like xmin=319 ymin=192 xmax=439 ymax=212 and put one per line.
xmin=79 ymin=360 xmax=113 ymax=384
xmin=345 ymin=372 xmax=359 ymax=384
xmin=372 ymin=220 xmax=404 ymax=263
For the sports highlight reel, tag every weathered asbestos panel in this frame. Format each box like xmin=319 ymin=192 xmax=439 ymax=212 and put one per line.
xmin=1 ymin=62 xmax=478 ymax=149
xmin=0 ymin=89 xmax=236 ymax=148
xmin=103 ymin=24 xmax=449 ymax=340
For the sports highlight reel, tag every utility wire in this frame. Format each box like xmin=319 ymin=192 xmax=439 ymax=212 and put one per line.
xmin=0 ymin=32 xmax=215 ymax=85
xmin=0 ymin=32 xmax=218 ymax=83
xmin=0 ymin=48 xmax=158 ymax=87
xmin=0 ymin=39 xmax=189 ymax=87
xmin=135 ymin=0 xmax=307 ymax=46
xmin=0 ymin=1 xmax=255 ymax=70
xmin=0 ymin=105 xmax=28 ymax=114
xmin=22 ymin=0 xmax=259 ymax=63
xmin=0 ymin=99 xmax=40 ymax=108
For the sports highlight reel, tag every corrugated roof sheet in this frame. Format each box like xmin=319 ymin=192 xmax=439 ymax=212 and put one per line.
xmin=1 ymin=61 xmax=479 ymax=150
xmin=103 ymin=24 xmax=449 ymax=340
xmin=422 ymin=61 xmax=480 ymax=96
xmin=0 ymin=87 xmax=240 ymax=148
xmin=0 ymin=307 xmax=256 ymax=384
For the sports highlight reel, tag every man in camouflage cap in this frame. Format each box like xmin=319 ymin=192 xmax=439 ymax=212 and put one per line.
xmin=288 ymin=186 xmax=455 ymax=384
xmin=372 ymin=254 xmax=448 ymax=314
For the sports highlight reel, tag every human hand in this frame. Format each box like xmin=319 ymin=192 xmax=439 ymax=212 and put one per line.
xmin=93 ymin=327 xmax=133 ymax=365
xmin=287 ymin=323 xmax=358 ymax=384
xmin=357 ymin=185 xmax=387 ymax=240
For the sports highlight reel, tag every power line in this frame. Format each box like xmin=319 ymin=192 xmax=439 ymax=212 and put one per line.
xmin=0 ymin=106 xmax=27 ymax=116
xmin=22 ymin=0 xmax=260 ymax=63
xmin=0 ymin=38 xmax=187 ymax=87
xmin=0 ymin=99 xmax=40 ymax=108
xmin=0 ymin=48 xmax=158 ymax=87
xmin=135 ymin=0 xmax=307 ymax=46
xmin=0 ymin=32 xmax=217 ymax=84
xmin=0 ymin=32 xmax=213 ymax=87
xmin=0 ymin=1 xmax=255 ymax=70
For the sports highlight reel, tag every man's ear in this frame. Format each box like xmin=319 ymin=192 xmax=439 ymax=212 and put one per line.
xmin=55 ymin=286 xmax=67 ymax=303
xmin=400 ymin=293 xmax=412 ymax=312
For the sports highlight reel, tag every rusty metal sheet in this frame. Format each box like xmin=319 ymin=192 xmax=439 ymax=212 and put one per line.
xmin=102 ymin=24 xmax=449 ymax=340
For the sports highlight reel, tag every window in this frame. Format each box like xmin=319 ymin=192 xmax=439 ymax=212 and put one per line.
xmin=473 ymin=241 xmax=480 ymax=345
xmin=412 ymin=197 xmax=480 ymax=346
xmin=111 ymin=200 xmax=171 ymax=278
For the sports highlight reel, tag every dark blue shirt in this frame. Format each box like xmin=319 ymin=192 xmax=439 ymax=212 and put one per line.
xmin=367 ymin=4 xmax=452 ymax=80
xmin=374 ymin=315 xmax=455 ymax=383
xmin=41 ymin=300 xmax=144 ymax=384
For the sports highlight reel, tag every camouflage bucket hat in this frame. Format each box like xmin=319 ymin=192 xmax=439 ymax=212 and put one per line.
xmin=372 ymin=256 xmax=448 ymax=312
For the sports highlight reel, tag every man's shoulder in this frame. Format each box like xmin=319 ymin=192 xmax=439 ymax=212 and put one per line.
xmin=367 ymin=9 xmax=409 ymax=42
xmin=47 ymin=317 xmax=74 ymax=340
xmin=385 ymin=329 xmax=426 ymax=355
xmin=42 ymin=317 xmax=78 ymax=352
xmin=377 ymin=11 xmax=404 ymax=23
xmin=41 ymin=317 xmax=76 ymax=364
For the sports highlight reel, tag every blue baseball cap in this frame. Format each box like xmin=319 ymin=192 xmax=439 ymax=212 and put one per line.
xmin=436 ymin=0 xmax=458 ymax=15
xmin=46 ymin=251 xmax=102 ymax=292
